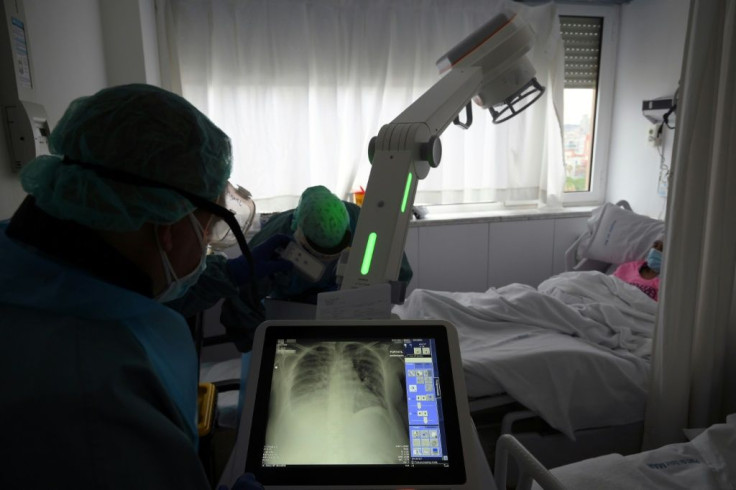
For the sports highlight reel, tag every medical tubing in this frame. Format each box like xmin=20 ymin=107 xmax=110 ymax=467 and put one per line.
xmin=60 ymin=158 xmax=261 ymax=307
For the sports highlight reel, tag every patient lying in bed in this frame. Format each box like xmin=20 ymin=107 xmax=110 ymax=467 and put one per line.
xmin=393 ymin=203 xmax=664 ymax=441
xmin=612 ymin=239 xmax=663 ymax=301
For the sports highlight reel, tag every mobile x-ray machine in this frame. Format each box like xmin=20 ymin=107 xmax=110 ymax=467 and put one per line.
xmin=223 ymin=10 xmax=548 ymax=490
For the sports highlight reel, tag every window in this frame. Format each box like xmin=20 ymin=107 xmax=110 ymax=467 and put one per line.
xmin=557 ymin=4 xmax=620 ymax=205
xmin=560 ymin=16 xmax=602 ymax=193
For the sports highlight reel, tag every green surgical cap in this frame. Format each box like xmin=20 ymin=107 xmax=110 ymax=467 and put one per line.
xmin=292 ymin=186 xmax=349 ymax=250
xmin=20 ymin=84 xmax=232 ymax=231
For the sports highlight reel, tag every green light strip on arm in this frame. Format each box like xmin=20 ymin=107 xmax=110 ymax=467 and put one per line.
xmin=361 ymin=232 xmax=378 ymax=275
xmin=401 ymin=172 xmax=413 ymax=213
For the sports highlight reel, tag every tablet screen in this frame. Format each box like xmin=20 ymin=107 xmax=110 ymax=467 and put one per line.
xmin=244 ymin=323 xmax=466 ymax=486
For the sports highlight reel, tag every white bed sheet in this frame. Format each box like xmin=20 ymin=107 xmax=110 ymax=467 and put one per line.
xmin=534 ymin=414 xmax=736 ymax=489
xmin=393 ymin=271 xmax=657 ymax=439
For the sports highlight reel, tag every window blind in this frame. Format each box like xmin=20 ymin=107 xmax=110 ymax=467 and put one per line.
xmin=560 ymin=16 xmax=603 ymax=89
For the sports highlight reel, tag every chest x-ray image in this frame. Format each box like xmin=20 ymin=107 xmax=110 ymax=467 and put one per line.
xmin=263 ymin=340 xmax=409 ymax=465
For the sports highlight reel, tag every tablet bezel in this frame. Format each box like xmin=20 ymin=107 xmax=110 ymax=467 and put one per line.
xmin=242 ymin=322 xmax=467 ymax=487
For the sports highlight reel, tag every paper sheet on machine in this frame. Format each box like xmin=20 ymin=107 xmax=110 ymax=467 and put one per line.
xmin=317 ymin=283 xmax=393 ymax=320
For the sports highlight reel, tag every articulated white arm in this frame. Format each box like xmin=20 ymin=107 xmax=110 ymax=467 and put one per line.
xmin=340 ymin=68 xmax=484 ymax=290
xmin=340 ymin=13 xmax=543 ymax=292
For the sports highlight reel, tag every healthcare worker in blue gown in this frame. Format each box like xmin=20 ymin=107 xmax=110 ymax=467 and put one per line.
xmin=0 ymin=84 xmax=279 ymax=490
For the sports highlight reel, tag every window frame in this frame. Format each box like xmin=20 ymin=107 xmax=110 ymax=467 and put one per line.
xmin=557 ymin=3 xmax=621 ymax=206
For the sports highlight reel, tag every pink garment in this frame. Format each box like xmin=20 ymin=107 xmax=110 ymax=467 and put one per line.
xmin=613 ymin=260 xmax=660 ymax=301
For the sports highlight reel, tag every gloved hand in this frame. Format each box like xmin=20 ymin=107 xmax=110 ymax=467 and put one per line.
xmin=217 ymin=473 xmax=264 ymax=490
xmin=227 ymin=234 xmax=294 ymax=285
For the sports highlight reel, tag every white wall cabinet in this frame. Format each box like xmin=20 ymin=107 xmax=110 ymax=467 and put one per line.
xmin=487 ymin=219 xmax=555 ymax=288
xmin=406 ymin=215 xmax=589 ymax=293
xmin=416 ymin=223 xmax=490 ymax=293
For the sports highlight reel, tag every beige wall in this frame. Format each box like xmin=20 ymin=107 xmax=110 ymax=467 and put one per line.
xmin=606 ymin=0 xmax=691 ymax=218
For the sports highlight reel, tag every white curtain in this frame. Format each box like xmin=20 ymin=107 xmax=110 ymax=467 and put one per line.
xmin=157 ymin=0 xmax=564 ymax=212
xmin=643 ymin=0 xmax=736 ymax=449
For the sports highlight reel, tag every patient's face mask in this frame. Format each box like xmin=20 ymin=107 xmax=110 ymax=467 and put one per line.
xmin=155 ymin=214 xmax=208 ymax=303
xmin=646 ymin=248 xmax=662 ymax=273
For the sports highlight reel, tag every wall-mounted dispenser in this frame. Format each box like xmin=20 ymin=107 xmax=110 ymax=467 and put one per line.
xmin=1 ymin=0 xmax=50 ymax=172
xmin=642 ymin=96 xmax=675 ymax=125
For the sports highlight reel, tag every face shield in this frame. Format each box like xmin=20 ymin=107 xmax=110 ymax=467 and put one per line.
xmin=208 ymin=182 xmax=256 ymax=252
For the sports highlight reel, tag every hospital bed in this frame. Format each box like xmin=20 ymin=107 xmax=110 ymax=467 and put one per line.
xmin=495 ymin=413 xmax=736 ymax=489
xmin=392 ymin=200 xmax=666 ymax=470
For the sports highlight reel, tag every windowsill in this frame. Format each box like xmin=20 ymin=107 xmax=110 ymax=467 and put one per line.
xmin=409 ymin=203 xmax=596 ymax=226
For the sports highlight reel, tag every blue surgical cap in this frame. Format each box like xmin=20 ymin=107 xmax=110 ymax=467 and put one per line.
xmin=20 ymin=84 xmax=232 ymax=231
xmin=292 ymin=186 xmax=349 ymax=250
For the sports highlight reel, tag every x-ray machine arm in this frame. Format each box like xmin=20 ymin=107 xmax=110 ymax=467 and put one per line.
xmin=340 ymin=12 xmax=545 ymax=292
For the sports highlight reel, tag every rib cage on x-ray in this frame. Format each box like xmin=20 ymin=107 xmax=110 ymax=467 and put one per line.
xmin=264 ymin=341 xmax=409 ymax=465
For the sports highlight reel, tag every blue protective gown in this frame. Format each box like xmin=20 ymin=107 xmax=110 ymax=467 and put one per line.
xmin=0 ymin=213 xmax=208 ymax=489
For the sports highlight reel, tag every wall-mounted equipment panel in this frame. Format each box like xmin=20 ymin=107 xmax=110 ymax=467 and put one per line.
xmin=1 ymin=0 xmax=50 ymax=172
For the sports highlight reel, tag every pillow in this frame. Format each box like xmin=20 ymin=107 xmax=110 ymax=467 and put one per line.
xmin=576 ymin=202 xmax=665 ymax=265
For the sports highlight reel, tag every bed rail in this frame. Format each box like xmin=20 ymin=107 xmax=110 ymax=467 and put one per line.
xmin=494 ymin=434 xmax=567 ymax=490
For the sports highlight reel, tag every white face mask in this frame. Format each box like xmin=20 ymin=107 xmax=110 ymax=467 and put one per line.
xmin=155 ymin=214 xmax=208 ymax=303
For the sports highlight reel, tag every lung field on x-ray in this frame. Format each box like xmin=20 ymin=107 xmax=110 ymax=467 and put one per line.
xmin=264 ymin=341 xmax=409 ymax=465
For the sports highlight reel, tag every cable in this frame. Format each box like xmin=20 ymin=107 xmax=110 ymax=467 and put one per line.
xmin=656 ymin=129 xmax=671 ymax=201
xmin=663 ymin=86 xmax=678 ymax=129
xmin=663 ymin=104 xmax=677 ymax=129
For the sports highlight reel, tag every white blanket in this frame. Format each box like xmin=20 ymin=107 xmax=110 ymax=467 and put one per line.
xmin=537 ymin=414 xmax=736 ymax=489
xmin=393 ymin=271 xmax=658 ymax=438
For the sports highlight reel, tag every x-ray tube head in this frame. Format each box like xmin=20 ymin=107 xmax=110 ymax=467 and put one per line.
xmin=436 ymin=12 xmax=545 ymax=123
